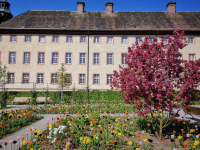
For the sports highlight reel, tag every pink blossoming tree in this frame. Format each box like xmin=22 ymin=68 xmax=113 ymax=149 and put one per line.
xmin=111 ymin=30 xmax=200 ymax=140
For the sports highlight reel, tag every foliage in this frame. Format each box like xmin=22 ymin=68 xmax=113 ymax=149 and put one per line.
xmin=30 ymin=90 xmax=37 ymax=105
xmin=111 ymin=30 xmax=200 ymax=140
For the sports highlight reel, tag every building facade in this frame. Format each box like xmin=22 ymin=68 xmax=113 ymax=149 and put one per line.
xmin=0 ymin=1 xmax=200 ymax=91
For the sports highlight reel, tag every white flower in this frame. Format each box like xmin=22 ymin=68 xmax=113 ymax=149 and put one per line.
xmin=139 ymin=141 xmax=143 ymax=145
xmin=130 ymin=121 xmax=133 ymax=124
xmin=142 ymin=130 xmax=145 ymax=134
xmin=186 ymin=134 xmax=190 ymax=137
xmin=172 ymin=123 xmax=175 ymax=126
xmin=171 ymin=135 xmax=174 ymax=139
xmin=96 ymin=136 xmax=99 ymax=140
xmin=196 ymin=135 xmax=199 ymax=139
xmin=132 ymin=136 xmax=135 ymax=139
xmin=9 ymin=140 xmax=13 ymax=144
xmin=195 ymin=125 xmax=198 ymax=128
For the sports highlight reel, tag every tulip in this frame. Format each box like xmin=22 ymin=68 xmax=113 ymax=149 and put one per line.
xmin=143 ymin=139 xmax=148 ymax=143
xmin=128 ymin=141 xmax=132 ymax=146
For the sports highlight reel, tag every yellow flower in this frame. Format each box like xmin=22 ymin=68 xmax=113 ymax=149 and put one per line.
xmin=118 ymin=133 xmax=122 ymax=136
xmin=30 ymin=148 xmax=33 ymax=150
xmin=136 ymin=148 xmax=140 ymax=150
xmin=68 ymin=121 xmax=71 ymax=123
xmin=143 ymin=139 xmax=148 ymax=143
xmin=183 ymin=122 xmax=186 ymax=124
xmin=65 ymin=144 xmax=69 ymax=149
xmin=35 ymin=136 xmax=38 ymax=138
xmin=20 ymin=141 xmax=26 ymax=145
xmin=194 ymin=140 xmax=200 ymax=146
xmin=190 ymin=129 xmax=194 ymax=133
xmin=86 ymin=138 xmax=91 ymax=144
xmin=178 ymin=136 xmax=183 ymax=140
xmin=193 ymin=146 xmax=196 ymax=149
xmin=80 ymin=137 xmax=84 ymax=141
xmin=90 ymin=124 xmax=93 ymax=127
xmin=49 ymin=124 xmax=52 ymax=128
xmin=37 ymin=130 xmax=41 ymax=133
xmin=147 ymin=123 xmax=151 ymax=127
xmin=63 ymin=117 xmax=66 ymax=120
xmin=128 ymin=141 xmax=132 ymax=146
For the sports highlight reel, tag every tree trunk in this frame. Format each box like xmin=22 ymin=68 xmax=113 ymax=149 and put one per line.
xmin=159 ymin=110 xmax=163 ymax=140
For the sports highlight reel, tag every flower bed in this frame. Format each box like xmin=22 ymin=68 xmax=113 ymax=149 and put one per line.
xmin=0 ymin=109 xmax=42 ymax=139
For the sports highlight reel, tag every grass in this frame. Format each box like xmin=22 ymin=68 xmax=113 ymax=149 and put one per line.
xmin=0 ymin=107 xmax=11 ymax=110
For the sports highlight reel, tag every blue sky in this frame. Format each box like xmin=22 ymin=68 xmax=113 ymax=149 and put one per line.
xmin=6 ymin=0 xmax=200 ymax=17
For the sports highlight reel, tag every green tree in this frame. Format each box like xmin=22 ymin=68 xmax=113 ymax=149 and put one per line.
xmin=56 ymin=63 xmax=72 ymax=102
xmin=0 ymin=63 xmax=8 ymax=108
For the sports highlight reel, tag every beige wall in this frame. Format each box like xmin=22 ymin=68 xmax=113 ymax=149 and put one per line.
xmin=0 ymin=34 xmax=199 ymax=91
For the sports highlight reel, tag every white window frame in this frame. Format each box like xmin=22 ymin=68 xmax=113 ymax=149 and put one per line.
xmin=136 ymin=37 xmax=141 ymax=43
xmin=80 ymin=37 xmax=86 ymax=43
xmin=23 ymin=74 xmax=29 ymax=84
xmin=189 ymin=38 xmax=194 ymax=44
xmin=10 ymin=36 xmax=16 ymax=42
xmin=107 ymin=75 xmax=112 ymax=84
xmin=66 ymin=53 xmax=72 ymax=64
xmin=107 ymin=37 xmax=113 ymax=43
xmin=25 ymin=36 xmax=31 ymax=42
xmin=67 ymin=36 xmax=72 ymax=43
xmin=80 ymin=53 xmax=86 ymax=64
xmin=39 ymin=36 xmax=45 ymax=42
xmin=51 ymin=74 xmax=57 ymax=84
xmin=79 ymin=74 xmax=85 ymax=84
xmin=93 ymin=74 xmax=99 ymax=84
xmin=122 ymin=37 xmax=127 ymax=43
xmin=163 ymin=38 xmax=168 ymax=44
xmin=107 ymin=54 xmax=113 ymax=65
xmin=122 ymin=54 xmax=127 ymax=64
xmin=94 ymin=53 xmax=99 ymax=64
xmin=66 ymin=74 xmax=72 ymax=83
xmin=24 ymin=52 xmax=30 ymax=64
xmin=38 ymin=53 xmax=44 ymax=64
xmin=9 ymin=52 xmax=15 ymax=64
xmin=94 ymin=37 xmax=100 ymax=43
xmin=8 ymin=73 xmax=14 ymax=83
xmin=189 ymin=54 xmax=195 ymax=61
xmin=53 ymin=36 xmax=59 ymax=43
xmin=37 ymin=74 xmax=43 ymax=84
xmin=52 ymin=53 xmax=58 ymax=64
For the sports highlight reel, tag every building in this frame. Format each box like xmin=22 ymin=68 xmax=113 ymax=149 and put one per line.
xmin=0 ymin=1 xmax=199 ymax=91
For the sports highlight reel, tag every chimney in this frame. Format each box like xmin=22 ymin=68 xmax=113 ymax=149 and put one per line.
xmin=106 ymin=2 xmax=113 ymax=14
xmin=77 ymin=1 xmax=85 ymax=14
xmin=166 ymin=2 xmax=176 ymax=13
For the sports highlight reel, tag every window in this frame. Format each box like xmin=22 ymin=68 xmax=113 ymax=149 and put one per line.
xmin=80 ymin=37 xmax=86 ymax=43
xmin=25 ymin=36 xmax=31 ymax=42
xmin=66 ymin=74 xmax=72 ymax=83
xmin=8 ymin=73 xmax=14 ymax=83
xmin=24 ymin=52 xmax=30 ymax=64
xmin=163 ymin=38 xmax=168 ymax=44
xmin=107 ymin=37 xmax=113 ymax=43
xmin=93 ymin=74 xmax=99 ymax=84
xmin=23 ymin=74 xmax=29 ymax=83
xmin=51 ymin=74 xmax=57 ymax=84
xmin=37 ymin=74 xmax=43 ymax=84
xmin=107 ymin=75 xmax=112 ymax=84
xmin=79 ymin=74 xmax=85 ymax=84
xmin=122 ymin=54 xmax=127 ymax=64
xmin=189 ymin=54 xmax=195 ymax=61
xmin=80 ymin=53 xmax=86 ymax=64
xmin=136 ymin=38 xmax=141 ymax=43
xmin=94 ymin=53 xmax=99 ymax=64
xmin=53 ymin=36 xmax=59 ymax=43
xmin=150 ymin=38 xmax=154 ymax=42
xmin=66 ymin=53 xmax=72 ymax=64
xmin=0 ymin=35 xmax=2 ymax=42
xmin=67 ymin=36 xmax=72 ymax=43
xmin=52 ymin=53 xmax=58 ymax=64
xmin=9 ymin=52 xmax=16 ymax=64
xmin=107 ymin=53 xmax=113 ymax=65
xmin=39 ymin=36 xmax=45 ymax=42
xmin=38 ymin=53 xmax=44 ymax=64
xmin=122 ymin=37 xmax=127 ymax=43
xmin=94 ymin=37 xmax=100 ymax=43
xmin=189 ymin=38 xmax=194 ymax=44
xmin=10 ymin=36 xmax=16 ymax=42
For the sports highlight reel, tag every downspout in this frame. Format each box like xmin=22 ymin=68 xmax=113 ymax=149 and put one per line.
xmin=87 ymin=31 xmax=90 ymax=103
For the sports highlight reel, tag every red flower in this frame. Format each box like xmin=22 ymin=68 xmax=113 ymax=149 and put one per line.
xmin=8 ymin=120 xmax=10 ymax=123
xmin=4 ymin=142 xmax=8 ymax=146
xmin=41 ymin=141 xmax=45 ymax=145
xmin=94 ymin=129 xmax=97 ymax=132
xmin=6 ymin=124 xmax=9 ymax=127
xmin=138 ymin=134 xmax=140 ymax=138
xmin=111 ymin=140 xmax=115 ymax=144
xmin=57 ymin=139 xmax=61 ymax=143
xmin=116 ymin=137 xmax=118 ymax=140
xmin=173 ymin=130 xmax=176 ymax=134
xmin=46 ymin=126 xmax=49 ymax=129
xmin=44 ymin=136 xmax=47 ymax=139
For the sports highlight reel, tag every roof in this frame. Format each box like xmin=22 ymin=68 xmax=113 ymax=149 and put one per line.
xmin=0 ymin=10 xmax=200 ymax=31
